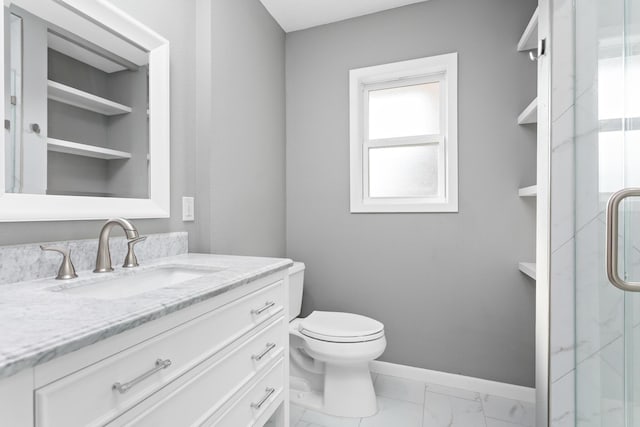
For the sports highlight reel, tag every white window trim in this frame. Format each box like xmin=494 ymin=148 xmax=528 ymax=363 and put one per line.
xmin=349 ymin=53 xmax=458 ymax=213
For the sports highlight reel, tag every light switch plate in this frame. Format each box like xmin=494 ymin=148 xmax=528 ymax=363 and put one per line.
xmin=182 ymin=197 xmax=195 ymax=221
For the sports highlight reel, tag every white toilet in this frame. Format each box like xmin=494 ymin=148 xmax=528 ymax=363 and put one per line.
xmin=288 ymin=262 xmax=386 ymax=418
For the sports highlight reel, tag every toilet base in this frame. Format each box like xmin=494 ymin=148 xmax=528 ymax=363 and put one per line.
xmin=323 ymin=362 xmax=378 ymax=417
xmin=289 ymin=364 xmax=379 ymax=418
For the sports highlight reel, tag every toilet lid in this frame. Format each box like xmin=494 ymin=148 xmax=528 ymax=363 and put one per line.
xmin=299 ymin=311 xmax=385 ymax=343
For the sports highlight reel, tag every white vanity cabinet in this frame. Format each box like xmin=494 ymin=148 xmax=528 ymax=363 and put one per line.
xmin=0 ymin=270 xmax=290 ymax=427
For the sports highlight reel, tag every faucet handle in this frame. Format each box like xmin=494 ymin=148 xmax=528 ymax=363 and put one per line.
xmin=40 ymin=245 xmax=78 ymax=280
xmin=123 ymin=236 xmax=146 ymax=268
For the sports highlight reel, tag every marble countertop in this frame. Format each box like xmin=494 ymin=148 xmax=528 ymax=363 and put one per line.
xmin=0 ymin=253 xmax=292 ymax=380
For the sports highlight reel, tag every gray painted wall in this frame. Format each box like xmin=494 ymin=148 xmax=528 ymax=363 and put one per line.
xmin=47 ymin=152 xmax=109 ymax=196
xmin=107 ymin=65 xmax=150 ymax=199
xmin=285 ymin=0 xmax=538 ymax=386
xmin=195 ymin=0 xmax=286 ymax=257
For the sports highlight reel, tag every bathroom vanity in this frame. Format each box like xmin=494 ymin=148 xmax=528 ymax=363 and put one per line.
xmin=0 ymin=253 xmax=292 ymax=427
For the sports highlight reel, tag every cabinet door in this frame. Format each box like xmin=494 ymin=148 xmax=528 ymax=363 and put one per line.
xmin=107 ymin=320 xmax=286 ymax=427
xmin=4 ymin=6 xmax=48 ymax=194
xmin=0 ymin=369 xmax=33 ymax=426
xmin=207 ymin=359 xmax=285 ymax=427
xmin=35 ymin=280 xmax=285 ymax=427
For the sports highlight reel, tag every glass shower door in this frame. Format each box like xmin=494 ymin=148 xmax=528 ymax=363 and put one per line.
xmin=575 ymin=0 xmax=640 ymax=425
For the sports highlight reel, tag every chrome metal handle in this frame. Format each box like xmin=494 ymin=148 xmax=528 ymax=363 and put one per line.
xmin=250 ymin=387 xmax=275 ymax=409
xmin=251 ymin=301 xmax=275 ymax=315
xmin=112 ymin=358 xmax=172 ymax=394
xmin=252 ymin=343 xmax=276 ymax=361
xmin=123 ymin=236 xmax=147 ymax=268
xmin=40 ymin=245 xmax=70 ymax=258
xmin=40 ymin=245 xmax=78 ymax=280
xmin=606 ymin=188 xmax=640 ymax=292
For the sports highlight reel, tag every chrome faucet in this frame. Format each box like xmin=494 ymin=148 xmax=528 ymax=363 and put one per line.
xmin=94 ymin=218 xmax=143 ymax=273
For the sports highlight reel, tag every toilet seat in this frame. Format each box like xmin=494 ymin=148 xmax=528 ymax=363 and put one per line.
xmin=298 ymin=311 xmax=385 ymax=343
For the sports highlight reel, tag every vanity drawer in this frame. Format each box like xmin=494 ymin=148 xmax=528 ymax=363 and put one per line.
xmin=207 ymin=358 xmax=284 ymax=427
xmin=35 ymin=280 xmax=285 ymax=427
xmin=107 ymin=318 xmax=286 ymax=427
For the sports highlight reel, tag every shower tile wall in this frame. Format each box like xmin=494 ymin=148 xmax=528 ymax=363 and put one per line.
xmin=573 ymin=0 xmax=638 ymax=423
xmin=550 ymin=0 xmax=640 ymax=425
xmin=548 ymin=0 xmax=576 ymax=425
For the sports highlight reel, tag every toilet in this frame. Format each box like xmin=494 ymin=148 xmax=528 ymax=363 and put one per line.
xmin=288 ymin=262 xmax=386 ymax=418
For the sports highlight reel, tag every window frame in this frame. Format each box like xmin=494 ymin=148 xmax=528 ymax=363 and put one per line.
xmin=349 ymin=53 xmax=458 ymax=213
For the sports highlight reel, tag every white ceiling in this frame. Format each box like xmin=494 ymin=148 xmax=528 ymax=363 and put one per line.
xmin=259 ymin=0 xmax=430 ymax=33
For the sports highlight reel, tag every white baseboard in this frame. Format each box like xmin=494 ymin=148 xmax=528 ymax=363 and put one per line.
xmin=369 ymin=360 xmax=535 ymax=404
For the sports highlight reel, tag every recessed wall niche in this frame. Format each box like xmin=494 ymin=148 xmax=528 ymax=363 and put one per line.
xmin=46 ymin=48 xmax=149 ymax=198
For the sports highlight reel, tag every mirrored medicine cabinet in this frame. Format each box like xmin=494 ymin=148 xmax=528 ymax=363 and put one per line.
xmin=0 ymin=0 xmax=170 ymax=221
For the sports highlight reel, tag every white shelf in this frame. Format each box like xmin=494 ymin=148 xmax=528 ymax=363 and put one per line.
xmin=519 ymin=185 xmax=537 ymax=197
xmin=517 ymin=7 xmax=539 ymax=52
xmin=519 ymin=262 xmax=536 ymax=280
xmin=47 ymin=138 xmax=132 ymax=160
xmin=518 ymin=98 xmax=538 ymax=125
xmin=48 ymin=32 xmax=127 ymax=74
xmin=47 ymin=80 xmax=132 ymax=116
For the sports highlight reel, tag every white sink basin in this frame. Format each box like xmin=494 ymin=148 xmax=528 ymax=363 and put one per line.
xmin=56 ymin=265 xmax=223 ymax=300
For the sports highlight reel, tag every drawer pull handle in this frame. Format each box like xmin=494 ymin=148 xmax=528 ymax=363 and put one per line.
xmin=251 ymin=387 xmax=275 ymax=409
xmin=252 ymin=343 xmax=277 ymax=361
xmin=112 ymin=358 xmax=172 ymax=394
xmin=251 ymin=301 xmax=275 ymax=315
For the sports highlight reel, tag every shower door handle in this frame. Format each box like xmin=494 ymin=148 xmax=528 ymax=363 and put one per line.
xmin=606 ymin=188 xmax=640 ymax=291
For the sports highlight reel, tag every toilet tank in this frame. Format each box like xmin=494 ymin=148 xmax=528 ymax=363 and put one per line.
xmin=288 ymin=262 xmax=305 ymax=320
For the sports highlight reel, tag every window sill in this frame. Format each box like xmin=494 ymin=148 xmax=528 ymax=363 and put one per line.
xmin=350 ymin=200 xmax=458 ymax=213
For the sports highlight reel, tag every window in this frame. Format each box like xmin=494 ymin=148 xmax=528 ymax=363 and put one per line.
xmin=349 ymin=53 xmax=458 ymax=212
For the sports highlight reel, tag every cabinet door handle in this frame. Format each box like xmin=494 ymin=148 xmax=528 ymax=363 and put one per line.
xmin=252 ymin=343 xmax=276 ymax=361
xmin=250 ymin=387 xmax=275 ymax=409
xmin=251 ymin=301 xmax=275 ymax=315
xmin=112 ymin=358 xmax=172 ymax=394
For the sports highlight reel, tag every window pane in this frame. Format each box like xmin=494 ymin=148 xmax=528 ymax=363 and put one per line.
xmin=368 ymin=82 xmax=440 ymax=140
xmin=368 ymin=144 xmax=438 ymax=198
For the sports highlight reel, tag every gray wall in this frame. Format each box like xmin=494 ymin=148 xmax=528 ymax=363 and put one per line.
xmin=285 ymin=0 xmax=538 ymax=387
xmin=47 ymin=152 xmax=109 ymax=196
xmin=195 ymin=0 xmax=286 ymax=257
xmin=107 ymin=65 xmax=150 ymax=199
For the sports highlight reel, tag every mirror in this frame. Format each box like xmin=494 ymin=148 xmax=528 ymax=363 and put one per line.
xmin=0 ymin=0 xmax=169 ymax=221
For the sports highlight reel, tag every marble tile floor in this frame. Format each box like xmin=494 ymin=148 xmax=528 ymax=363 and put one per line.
xmin=289 ymin=374 xmax=535 ymax=427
